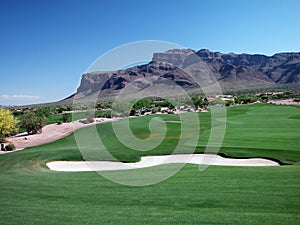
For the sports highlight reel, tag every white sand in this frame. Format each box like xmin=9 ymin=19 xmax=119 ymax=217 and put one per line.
xmin=46 ymin=154 xmax=279 ymax=172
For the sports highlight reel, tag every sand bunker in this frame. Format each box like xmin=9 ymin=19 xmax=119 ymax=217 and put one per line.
xmin=47 ymin=154 xmax=279 ymax=172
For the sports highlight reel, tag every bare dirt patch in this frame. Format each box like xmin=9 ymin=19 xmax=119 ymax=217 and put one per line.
xmin=3 ymin=118 xmax=120 ymax=153
xmin=269 ymin=99 xmax=300 ymax=105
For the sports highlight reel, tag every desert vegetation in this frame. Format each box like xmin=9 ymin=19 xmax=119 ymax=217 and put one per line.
xmin=0 ymin=108 xmax=19 ymax=138
xmin=2 ymin=90 xmax=299 ymax=135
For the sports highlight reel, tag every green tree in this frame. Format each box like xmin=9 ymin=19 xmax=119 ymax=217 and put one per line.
xmin=151 ymin=106 xmax=161 ymax=114
xmin=225 ymin=100 xmax=234 ymax=106
xmin=192 ymin=97 xmax=203 ymax=108
xmin=0 ymin=108 xmax=19 ymax=138
xmin=35 ymin=107 xmax=51 ymax=119
xmin=133 ymin=98 xmax=152 ymax=110
xmin=154 ymin=99 xmax=175 ymax=109
xmin=20 ymin=112 xmax=45 ymax=134
xmin=203 ymin=98 xmax=209 ymax=107
xmin=62 ymin=113 xmax=70 ymax=123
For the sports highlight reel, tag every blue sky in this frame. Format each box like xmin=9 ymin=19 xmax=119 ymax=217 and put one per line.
xmin=0 ymin=0 xmax=299 ymax=105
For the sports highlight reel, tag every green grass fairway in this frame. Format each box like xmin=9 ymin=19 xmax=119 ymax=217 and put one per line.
xmin=0 ymin=104 xmax=299 ymax=224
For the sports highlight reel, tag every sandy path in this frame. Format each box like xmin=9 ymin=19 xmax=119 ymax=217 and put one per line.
xmin=3 ymin=118 xmax=120 ymax=153
xmin=46 ymin=154 xmax=279 ymax=171
xmin=269 ymin=99 xmax=300 ymax=105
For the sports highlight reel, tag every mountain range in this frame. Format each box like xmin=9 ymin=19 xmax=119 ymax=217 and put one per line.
xmin=73 ymin=49 xmax=300 ymax=100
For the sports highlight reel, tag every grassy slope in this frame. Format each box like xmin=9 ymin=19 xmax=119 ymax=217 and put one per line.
xmin=220 ymin=104 xmax=300 ymax=163
xmin=74 ymin=104 xmax=300 ymax=164
xmin=0 ymin=104 xmax=299 ymax=224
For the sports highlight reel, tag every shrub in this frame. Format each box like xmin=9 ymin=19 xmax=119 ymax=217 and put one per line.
xmin=79 ymin=118 xmax=94 ymax=124
xmin=20 ymin=112 xmax=45 ymax=135
xmin=294 ymin=98 xmax=300 ymax=102
xmin=35 ymin=107 xmax=51 ymax=119
xmin=62 ymin=113 xmax=70 ymax=123
xmin=87 ymin=118 xmax=94 ymax=123
xmin=5 ymin=144 xmax=15 ymax=151
xmin=96 ymin=110 xmax=112 ymax=118
xmin=152 ymin=106 xmax=161 ymax=114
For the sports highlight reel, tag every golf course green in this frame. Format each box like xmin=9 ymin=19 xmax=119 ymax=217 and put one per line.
xmin=0 ymin=104 xmax=299 ymax=224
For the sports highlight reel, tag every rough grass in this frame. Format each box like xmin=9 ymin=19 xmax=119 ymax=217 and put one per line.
xmin=0 ymin=104 xmax=299 ymax=224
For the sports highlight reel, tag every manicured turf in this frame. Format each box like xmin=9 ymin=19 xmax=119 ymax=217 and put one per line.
xmin=46 ymin=112 xmax=87 ymax=125
xmin=0 ymin=104 xmax=299 ymax=224
xmin=75 ymin=104 xmax=300 ymax=164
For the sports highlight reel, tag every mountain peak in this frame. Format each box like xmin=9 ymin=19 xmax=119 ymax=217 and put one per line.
xmin=73 ymin=49 xmax=300 ymax=100
xmin=165 ymin=49 xmax=196 ymax=55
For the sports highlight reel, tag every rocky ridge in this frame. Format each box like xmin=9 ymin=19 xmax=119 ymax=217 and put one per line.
xmin=74 ymin=49 xmax=300 ymax=99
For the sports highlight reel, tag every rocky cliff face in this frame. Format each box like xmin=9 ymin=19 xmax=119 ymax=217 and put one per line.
xmin=153 ymin=49 xmax=300 ymax=87
xmin=74 ymin=60 xmax=200 ymax=99
xmin=74 ymin=49 xmax=300 ymax=99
